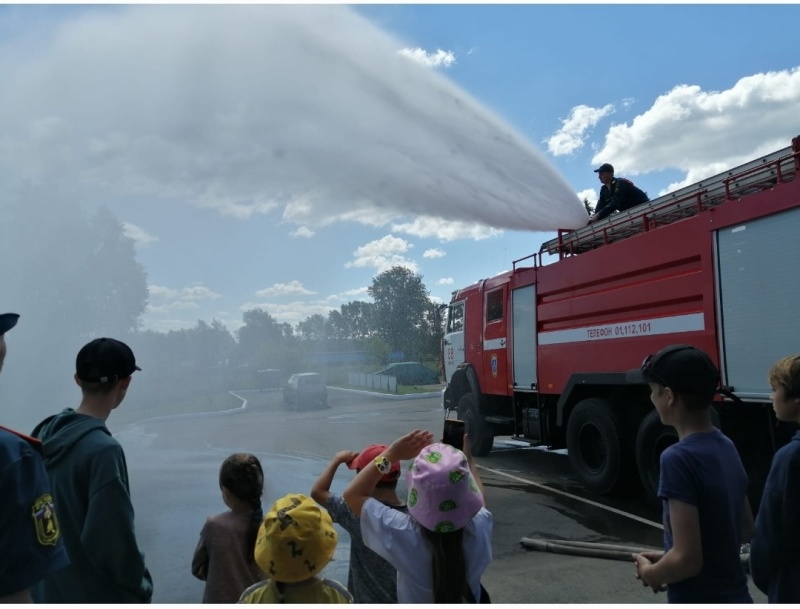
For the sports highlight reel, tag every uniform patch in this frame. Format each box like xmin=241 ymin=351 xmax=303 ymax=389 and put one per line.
xmin=32 ymin=494 xmax=60 ymax=546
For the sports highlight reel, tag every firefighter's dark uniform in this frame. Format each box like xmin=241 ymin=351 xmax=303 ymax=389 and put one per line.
xmin=594 ymin=177 xmax=649 ymax=220
xmin=0 ymin=426 xmax=69 ymax=598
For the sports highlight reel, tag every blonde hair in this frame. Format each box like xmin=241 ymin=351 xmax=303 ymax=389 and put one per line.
xmin=767 ymin=355 xmax=800 ymax=398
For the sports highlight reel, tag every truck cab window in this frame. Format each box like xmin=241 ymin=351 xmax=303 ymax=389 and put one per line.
xmin=447 ymin=303 xmax=464 ymax=332
xmin=486 ymin=289 xmax=503 ymax=323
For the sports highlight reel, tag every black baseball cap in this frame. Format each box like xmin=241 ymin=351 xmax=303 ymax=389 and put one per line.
xmin=76 ymin=337 xmax=141 ymax=383
xmin=593 ymin=163 xmax=614 ymax=174
xmin=626 ymin=344 xmax=719 ymax=398
xmin=0 ymin=313 xmax=20 ymax=335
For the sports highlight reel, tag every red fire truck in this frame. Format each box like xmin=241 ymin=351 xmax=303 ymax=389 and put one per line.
xmin=442 ymin=135 xmax=800 ymax=507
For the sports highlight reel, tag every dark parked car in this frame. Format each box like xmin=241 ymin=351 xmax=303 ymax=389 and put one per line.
xmin=283 ymin=373 xmax=328 ymax=410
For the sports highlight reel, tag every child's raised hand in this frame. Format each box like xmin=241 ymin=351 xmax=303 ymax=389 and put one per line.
xmin=386 ymin=429 xmax=434 ymax=462
xmin=334 ymin=450 xmax=358 ymax=466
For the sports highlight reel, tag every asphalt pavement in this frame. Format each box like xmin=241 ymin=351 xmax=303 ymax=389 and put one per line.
xmin=114 ymin=387 xmax=766 ymax=604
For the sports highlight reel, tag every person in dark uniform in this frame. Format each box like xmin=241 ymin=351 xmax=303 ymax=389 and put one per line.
xmin=588 ymin=163 xmax=650 ymax=223
xmin=0 ymin=313 xmax=69 ymax=603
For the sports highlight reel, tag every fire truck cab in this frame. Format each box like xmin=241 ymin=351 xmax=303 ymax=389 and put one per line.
xmin=442 ymin=135 xmax=800 ymax=507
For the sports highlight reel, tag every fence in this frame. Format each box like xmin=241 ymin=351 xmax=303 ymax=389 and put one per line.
xmin=347 ymin=373 xmax=397 ymax=393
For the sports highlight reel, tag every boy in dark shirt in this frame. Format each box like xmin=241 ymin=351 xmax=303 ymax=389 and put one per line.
xmin=750 ymin=354 xmax=800 ymax=603
xmin=311 ymin=444 xmax=406 ymax=603
xmin=627 ymin=344 xmax=753 ymax=603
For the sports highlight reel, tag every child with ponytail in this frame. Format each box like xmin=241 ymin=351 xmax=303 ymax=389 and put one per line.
xmin=192 ymin=453 xmax=266 ymax=603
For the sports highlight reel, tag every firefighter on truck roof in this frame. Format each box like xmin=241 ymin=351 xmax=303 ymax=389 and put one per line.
xmin=588 ymin=163 xmax=650 ymax=223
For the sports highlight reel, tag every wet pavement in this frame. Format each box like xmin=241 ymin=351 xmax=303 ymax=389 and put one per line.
xmin=115 ymin=388 xmax=766 ymax=603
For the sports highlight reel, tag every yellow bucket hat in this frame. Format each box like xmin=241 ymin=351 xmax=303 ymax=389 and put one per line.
xmin=254 ymin=493 xmax=338 ymax=583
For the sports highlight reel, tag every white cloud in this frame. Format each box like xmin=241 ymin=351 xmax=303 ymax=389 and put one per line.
xmin=592 ymin=67 xmax=800 ymax=183
xmin=324 ymin=286 xmax=370 ymax=302
xmin=622 ymin=97 xmax=635 ymax=108
xmin=437 ymin=277 xmax=454 ymax=285
xmin=122 ymin=222 xmax=158 ymax=248
xmin=147 ymin=283 xmax=221 ymax=317
xmin=255 ymin=281 xmax=316 ymax=298
xmin=397 ymin=47 xmax=456 ymax=68
xmin=423 ymin=248 xmax=446 ymax=259
xmin=391 ymin=216 xmax=503 ymax=242
xmin=576 ymin=188 xmax=597 ymax=206
xmin=290 ymin=226 xmax=315 ymax=238
xmin=345 ymin=234 xmax=418 ymax=273
xmin=146 ymin=301 xmax=200 ymax=314
xmin=0 ymin=6 xmax=587 ymax=235
xmin=237 ymin=301 xmax=337 ymax=326
xmin=547 ymin=104 xmax=614 ymax=156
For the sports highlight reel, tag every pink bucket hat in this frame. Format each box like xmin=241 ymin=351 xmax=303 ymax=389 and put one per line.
xmin=406 ymin=442 xmax=484 ymax=532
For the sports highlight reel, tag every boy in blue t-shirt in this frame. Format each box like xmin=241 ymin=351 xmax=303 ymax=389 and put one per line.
xmin=749 ymin=354 xmax=800 ymax=603
xmin=627 ymin=344 xmax=753 ymax=603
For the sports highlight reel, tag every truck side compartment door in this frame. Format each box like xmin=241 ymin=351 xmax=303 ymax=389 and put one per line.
xmin=512 ymin=284 xmax=537 ymax=390
xmin=716 ymin=206 xmax=800 ymax=398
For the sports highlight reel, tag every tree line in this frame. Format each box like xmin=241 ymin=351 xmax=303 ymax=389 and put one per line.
xmin=0 ymin=191 xmax=445 ymax=420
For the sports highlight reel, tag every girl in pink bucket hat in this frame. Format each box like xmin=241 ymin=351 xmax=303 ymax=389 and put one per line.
xmin=343 ymin=429 xmax=493 ymax=603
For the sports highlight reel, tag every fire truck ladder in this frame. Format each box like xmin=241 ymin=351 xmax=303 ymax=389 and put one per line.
xmin=540 ymin=137 xmax=800 ymax=259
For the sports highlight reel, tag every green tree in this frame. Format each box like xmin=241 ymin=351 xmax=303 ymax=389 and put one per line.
xmin=368 ymin=266 xmax=431 ymax=360
xmin=0 ymin=191 xmax=149 ymax=429
xmin=236 ymin=308 xmax=295 ymax=370
xmin=296 ymin=313 xmax=327 ymax=343
xmin=584 ymin=197 xmax=594 ymax=215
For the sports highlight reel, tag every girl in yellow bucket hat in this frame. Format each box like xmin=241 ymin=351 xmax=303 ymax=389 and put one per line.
xmin=238 ymin=493 xmax=352 ymax=603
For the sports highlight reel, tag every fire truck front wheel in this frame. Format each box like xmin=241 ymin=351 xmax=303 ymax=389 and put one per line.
xmin=566 ymin=398 xmax=629 ymax=495
xmin=457 ymin=394 xmax=494 ymax=456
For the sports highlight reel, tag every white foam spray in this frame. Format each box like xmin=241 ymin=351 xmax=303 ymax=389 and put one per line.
xmin=0 ymin=5 xmax=587 ymax=231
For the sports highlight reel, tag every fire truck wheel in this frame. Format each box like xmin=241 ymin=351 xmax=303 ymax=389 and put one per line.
xmin=566 ymin=398 xmax=628 ymax=495
xmin=457 ymin=394 xmax=494 ymax=456
xmin=635 ymin=409 xmax=678 ymax=504
xmin=635 ymin=407 xmax=721 ymax=504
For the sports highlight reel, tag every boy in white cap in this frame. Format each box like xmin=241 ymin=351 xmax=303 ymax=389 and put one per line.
xmin=0 ymin=313 xmax=69 ymax=602
xmin=239 ymin=493 xmax=352 ymax=603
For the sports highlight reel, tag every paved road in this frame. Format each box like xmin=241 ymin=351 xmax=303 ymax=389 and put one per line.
xmin=115 ymin=388 xmax=766 ymax=603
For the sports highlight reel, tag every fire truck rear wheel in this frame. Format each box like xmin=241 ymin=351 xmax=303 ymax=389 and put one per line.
xmin=566 ymin=398 xmax=628 ymax=495
xmin=457 ymin=394 xmax=494 ymax=456
xmin=635 ymin=409 xmax=678 ymax=504
xmin=635 ymin=407 xmax=721 ymax=504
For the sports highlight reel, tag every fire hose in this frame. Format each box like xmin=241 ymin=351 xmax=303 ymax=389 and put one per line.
xmin=519 ymin=538 xmax=751 ymax=568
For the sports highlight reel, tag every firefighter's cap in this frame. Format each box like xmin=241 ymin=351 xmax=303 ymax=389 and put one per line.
xmin=626 ymin=344 xmax=719 ymax=399
xmin=593 ymin=163 xmax=614 ymax=174
xmin=0 ymin=313 xmax=20 ymax=335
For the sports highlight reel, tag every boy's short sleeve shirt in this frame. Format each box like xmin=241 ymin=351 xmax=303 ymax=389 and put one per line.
xmin=658 ymin=429 xmax=751 ymax=604
xmin=325 ymin=494 xmax=402 ymax=603
xmin=0 ymin=429 xmax=69 ymax=597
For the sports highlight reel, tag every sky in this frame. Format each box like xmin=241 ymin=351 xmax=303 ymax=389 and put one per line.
xmin=1 ymin=3 xmax=799 ymax=335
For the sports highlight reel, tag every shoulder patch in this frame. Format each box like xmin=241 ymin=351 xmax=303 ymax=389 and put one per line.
xmin=32 ymin=494 xmax=61 ymax=546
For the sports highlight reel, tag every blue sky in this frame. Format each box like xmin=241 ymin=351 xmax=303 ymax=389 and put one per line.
xmin=1 ymin=4 xmax=799 ymax=334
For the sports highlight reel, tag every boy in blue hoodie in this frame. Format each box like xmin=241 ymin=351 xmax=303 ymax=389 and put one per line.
xmin=31 ymin=337 xmax=153 ymax=603
xmin=749 ymin=354 xmax=800 ymax=603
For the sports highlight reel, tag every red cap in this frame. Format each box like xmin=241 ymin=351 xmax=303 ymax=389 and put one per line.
xmin=348 ymin=444 xmax=400 ymax=482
